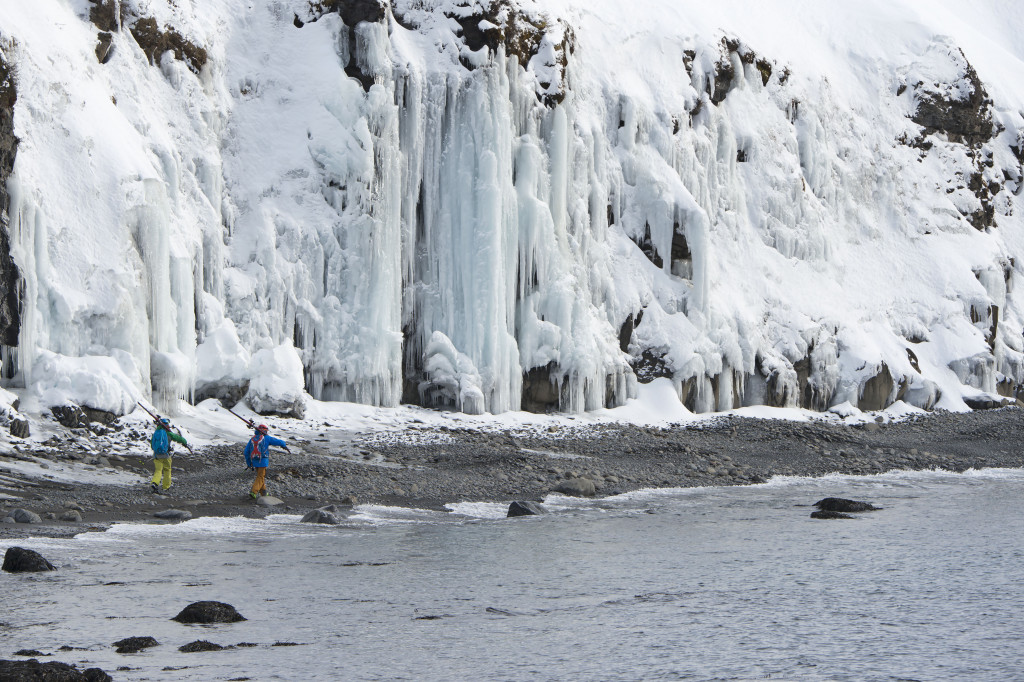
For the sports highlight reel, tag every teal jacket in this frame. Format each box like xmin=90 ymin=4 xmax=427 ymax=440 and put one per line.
xmin=151 ymin=426 xmax=188 ymax=459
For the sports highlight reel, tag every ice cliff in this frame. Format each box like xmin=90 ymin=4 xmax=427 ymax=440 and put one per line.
xmin=2 ymin=0 xmax=1024 ymax=417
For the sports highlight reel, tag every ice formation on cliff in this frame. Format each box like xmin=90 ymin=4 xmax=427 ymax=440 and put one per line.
xmin=1 ymin=0 xmax=1024 ymax=417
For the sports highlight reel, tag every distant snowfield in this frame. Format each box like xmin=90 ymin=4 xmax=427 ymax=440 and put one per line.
xmin=1 ymin=0 xmax=1023 ymax=428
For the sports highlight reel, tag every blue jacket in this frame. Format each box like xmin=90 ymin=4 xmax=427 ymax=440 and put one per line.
xmin=151 ymin=426 xmax=188 ymax=459
xmin=244 ymin=432 xmax=287 ymax=468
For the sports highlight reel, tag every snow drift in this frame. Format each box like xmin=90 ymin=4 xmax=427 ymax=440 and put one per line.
xmin=2 ymin=0 xmax=1024 ymax=417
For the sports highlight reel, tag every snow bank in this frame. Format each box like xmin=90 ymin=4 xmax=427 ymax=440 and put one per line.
xmin=31 ymin=350 xmax=141 ymax=416
xmin=246 ymin=344 xmax=306 ymax=417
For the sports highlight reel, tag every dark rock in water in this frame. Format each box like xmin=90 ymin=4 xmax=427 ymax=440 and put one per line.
xmin=300 ymin=508 xmax=340 ymax=525
xmin=553 ymin=477 xmax=596 ymax=497
xmin=172 ymin=601 xmax=245 ymax=624
xmin=3 ymin=547 xmax=56 ymax=573
xmin=179 ymin=640 xmax=225 ymax=653
xmin=814 ymin=497 xmax=880 ymax=512
xmin=153 ymin=509 xmax=192 ymax=521
xmin=272 ymin=641 xmax=300 ymax=647
xmin=9 ymin=418 xmax=29 ymax=438
xmin=507 ymin=501 xmax=546 ymax=517
xmin=13 ymin=650 xmax=47 ymax=657
xmin=11 ymin=508 xmax=42 ymax=524
xmin=113 ymin=636 xmax=159 ymax=654
xmin=0 ymin=659 xmax=112 ymax=681
xmin=811 ymin=510 xmax=856 ymax=520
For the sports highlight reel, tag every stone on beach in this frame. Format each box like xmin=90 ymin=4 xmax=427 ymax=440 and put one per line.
xmin=507 ymin=500 xmax=546 ymax=517
xmin=59 ymin=510 xmax=82 ymax=523
xmin=10 ymin=508 xmax=42 ymax=524
xmin=553 ymin=477 xmax=596 ymax=497
xmin=301 ymin=507 xmax=341 ymax=524
xmin=3 ymin=546 xmax=56 ymax=573
xmin=172 ymin=601 xmax=246 ymax=624
xmin=256 ymin=496 xmax=283 ymax=507
xmin=153 ymin=509 xmax=192 ymax=520
xmin=813 ymin=497 xmax=880 ymax=512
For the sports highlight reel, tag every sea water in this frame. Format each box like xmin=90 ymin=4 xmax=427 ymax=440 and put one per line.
xmin=3 ymin=469 xmax=1024 ymax=681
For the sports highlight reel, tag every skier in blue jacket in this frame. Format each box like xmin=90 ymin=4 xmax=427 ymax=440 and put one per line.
xmin=244 ymin=424 xmax=289 ymax=499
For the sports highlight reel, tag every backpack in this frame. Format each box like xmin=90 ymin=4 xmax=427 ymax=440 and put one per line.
xmin=249 ymin=434 xmax=264 ymax=458
xmin=151 ymin=428 xmax=170 ymax=455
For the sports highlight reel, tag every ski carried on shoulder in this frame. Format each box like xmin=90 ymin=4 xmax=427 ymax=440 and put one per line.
xmin=136 ymin=401 xmax=195 ymax=455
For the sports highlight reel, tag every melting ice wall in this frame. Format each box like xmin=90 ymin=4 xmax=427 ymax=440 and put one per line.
xmin=2 ymin=0 xmax=1024 ymax=416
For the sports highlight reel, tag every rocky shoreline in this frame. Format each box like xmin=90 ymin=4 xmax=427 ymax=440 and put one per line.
xmin=3 ymin=407 xmax=1024 ymax=539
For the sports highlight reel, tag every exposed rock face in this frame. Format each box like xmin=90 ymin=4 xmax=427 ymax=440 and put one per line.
xmin=507 ymin=500 xmax=546 ymax=517
xmin=859 ymin=363 xmax=895 ymax=412
xmin=172 ymin=601 xmax=246 ymax=624
xmin=3 ymin=546 xmax=56 ymax=572
xmin=89 ymin=1 xmax=207 ymax=74
xmin=814 ymin=497 xmax=880 ymax=513
xmin=0 ymin=50 xmax=22 ymax=358
xmin=521 ymin=363 xmax=560 ymax=413
xmin=113 ymin=636 xmax=159 ymax=654
xmin=194 ymin=380 xmax=250 ymax=409
xmin=0 ymin=660 xmax=111 ymax=682
xmin=9 ymin=417 xmax=29 ymax=438
xmin=50 ymin=405 xmax=90 ymax=429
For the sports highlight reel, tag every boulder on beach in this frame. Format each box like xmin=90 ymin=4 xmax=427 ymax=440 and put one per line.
xmin=10 ymin=509 xmax=42 ymax=524
xmin=507 ymin=501 xmax=547 ymax=517
xmin=153 ymin=509 xmax=192 ymax=521
xmin=172 ymin=601 xmax=246 ymax=624
xmin=113 ymin=636 xmax=159 ymax=654
xmin=179 ymin=640 xmax=225 ymax=653
xmin=255 ymin=496 xmax=283 ymax=507
xmin=60 ymin=510 xmax=82 ymax=523
xmin=3 ymin=547 xmax=56 ymax=573
xmin=0 ymin=659 xmax=112 ymax=681
xmin=814 ymin=497 xmax=880 ymax=512
xmin=300 ymin=508 xmax=340 ymax=525
xmin=553 ymin=477 xmax=596 ymax=497
xmin=811 ymin=510 xmax=856 ymax=520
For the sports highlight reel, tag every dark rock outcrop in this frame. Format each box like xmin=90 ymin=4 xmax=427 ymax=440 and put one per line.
xmin=50 ymin=405 xmax=90 ymax=429
xmin=522 ymin=362 xmax=561 ymax=412
xmin=113 ymin=636 xmax=159 ymax=654
xmin=13 ymin=650 xmax=47 ymax=657
xmin=10 ymin=417 xmax=29 ymax=438
xmin=172 ymin=601 xmax=246 ymax=624
xmin=810 ymin=510 xmax=855 ymax=520
xmin=0 ymin=50 xmax=22 ymax=359
xmin=178 ymin=640 xmax=224 ymax=653
xmin=3 ymin=547 xmax=55 ymax=572
xmin=814 ymin=497 xmax=880 ymax=513
xmin=507 ymin=500 xmax=546 ymax=517
xmin=88 ymin=0 xmax=207 ymax=74
xmin=0 ymin=659 xmax=111 ymax=681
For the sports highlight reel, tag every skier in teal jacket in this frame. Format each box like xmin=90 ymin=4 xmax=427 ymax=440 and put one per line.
xmin=150 ymin=418 xmax=188 ymax=493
